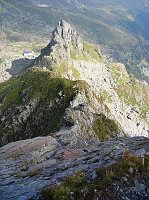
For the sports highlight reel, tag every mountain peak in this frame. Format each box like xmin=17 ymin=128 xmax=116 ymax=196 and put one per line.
xmin=57 ymin=20 xmax=71 ymax=30
xmin=52 ymin=20 xmax=83 ymax=49
xmin=34 ymin=20 xmax=83 ymax=67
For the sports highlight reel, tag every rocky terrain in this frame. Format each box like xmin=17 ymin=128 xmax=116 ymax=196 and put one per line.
xmin=36 ymin=21 xmax=149 ymax=138
xmin=0 ymin=21 xmax=149 ymax=147
xmin=0 ymin=136 xmax=149 ymax=200
xmin=0 ymin=21 xmax=149 ymax=199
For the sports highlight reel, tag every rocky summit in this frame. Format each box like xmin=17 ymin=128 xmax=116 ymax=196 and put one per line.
xmin=0 ymin=21 xmax=149 ymax=200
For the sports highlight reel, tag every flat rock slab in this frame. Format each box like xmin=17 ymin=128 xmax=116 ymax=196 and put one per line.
xmin=0 ymin=136 xmax=149 ymax=200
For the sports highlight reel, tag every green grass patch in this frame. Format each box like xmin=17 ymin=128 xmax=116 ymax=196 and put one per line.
xmin=40 ymin=151 xmax=149 ymax=200
xmin=98 ymin=90 xmax=112 ymax=104
xmin=93 ymin=114 xmax=120 ymax=140
xmin=70 ymin=42 xmax=104 ymax=62
xmin=0 ymin=68 xmax=76 ymax=111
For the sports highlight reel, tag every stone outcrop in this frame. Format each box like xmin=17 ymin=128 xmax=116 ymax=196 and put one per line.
xmin=34 ymin=20 xmax=83 ymax=69
xmin=0 ymin=136 xmax=149 ymax=200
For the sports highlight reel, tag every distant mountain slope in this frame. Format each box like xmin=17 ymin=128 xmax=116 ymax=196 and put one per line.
xmin=1 ymin=0 xmax=149 ymax=82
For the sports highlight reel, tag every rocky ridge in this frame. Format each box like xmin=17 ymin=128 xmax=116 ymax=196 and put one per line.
xmin=0 ymin=21 xmax=149 ymax=200
xmin=33 ymin=20 xmax=149 ymax=137
xmin=0 ymin=20 xmax=149 ymax=146
xmin=1 ymin=67 xmax=120 ymax=147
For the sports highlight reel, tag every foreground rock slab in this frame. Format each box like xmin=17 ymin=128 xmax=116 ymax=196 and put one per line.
xmin=0 ymin=136 xmax=149 ymax=200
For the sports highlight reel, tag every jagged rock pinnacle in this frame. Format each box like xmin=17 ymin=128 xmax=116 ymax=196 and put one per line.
xmin=52 ymin=20 xmax=83 ymax=49
xmin=35 ymin=20 xmax=83 ymax=66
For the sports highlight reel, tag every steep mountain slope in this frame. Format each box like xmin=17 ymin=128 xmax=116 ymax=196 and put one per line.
xmin=0 ymin=67 xmax=120 ymax=147
xmin=0 ymin=69 xmax=103 ymax=145
xmin=1 ymin=0 xmax=149 ymax=82
xmin=0 ymin=21 xmax=149 ymax=147
xmin=33 ymin=21 xmax=149 ymax=137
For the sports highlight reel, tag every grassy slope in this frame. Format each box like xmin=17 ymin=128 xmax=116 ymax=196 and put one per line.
xmin=0 ymin=69 xmax=76 ymax=111
xmin=93 ymin=114 xmax=120 ymax=141
xmin=0 ymin=68 xmax=79 ymax=144
xmin=0 ymin=67 xmax=123 ymax=145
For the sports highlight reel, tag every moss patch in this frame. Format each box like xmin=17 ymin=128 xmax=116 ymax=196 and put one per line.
xmin=40 ymin=152 xmax=149 ymax=200
xmin=70 ymin=42 xmax=104 ymax=62
xmin=93 ymin=114 xmax=120 ymax=140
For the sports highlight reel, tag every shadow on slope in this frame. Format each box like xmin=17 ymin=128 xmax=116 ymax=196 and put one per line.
xmin=7 ymin=58 xmax=34 ymax=76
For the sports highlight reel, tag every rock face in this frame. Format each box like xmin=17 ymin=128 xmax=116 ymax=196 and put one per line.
xmin=0 ymin=136 xmax=149 ymax=200
xmin=34 ymin=20 xmax=83 ymax=69
xmin=0 ymin=69 xmax=97 ymax=146
xmin=53 ymin=20 xmax=83 ymax=49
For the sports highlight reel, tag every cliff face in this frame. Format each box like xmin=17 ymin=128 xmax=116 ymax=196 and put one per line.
xmin=34 ymin=20 xmax=84 ymax=68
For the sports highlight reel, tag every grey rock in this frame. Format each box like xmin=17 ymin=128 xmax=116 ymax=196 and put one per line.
xmin=0 ymin=136 xmax=149 ymax=199
xmin=134 ymin=180 xmax=145 ymax=191
xmin=129 ymin=167 xmax=134 ymax=174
